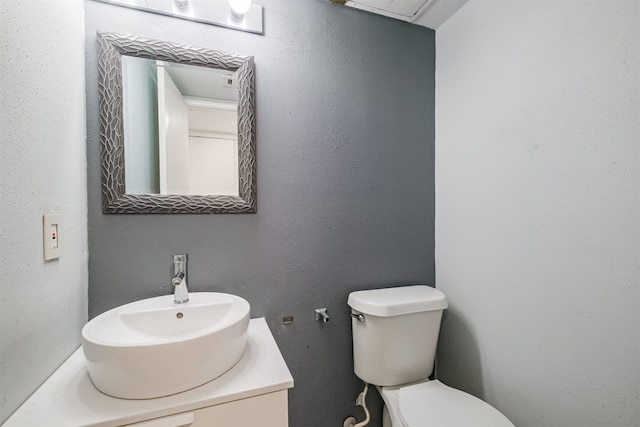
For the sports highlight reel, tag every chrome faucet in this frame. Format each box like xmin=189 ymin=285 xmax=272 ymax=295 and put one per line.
xmin=172 ymin=254 xmax=189 ymax=304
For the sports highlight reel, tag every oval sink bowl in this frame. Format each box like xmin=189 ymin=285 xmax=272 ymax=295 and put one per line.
xmin=81 ymin=292 xmax=250 ymax=399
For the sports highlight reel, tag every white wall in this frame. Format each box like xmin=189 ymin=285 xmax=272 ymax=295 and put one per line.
xmin=0 ymin=0 xmax=88 ymax=422
xmin=123 ymin=56 xmax=159 ymax=194
xmin=188 ymin=136 xmax=239 ymax=195
xmin=435 ymin=1 xmax=639 ymax=426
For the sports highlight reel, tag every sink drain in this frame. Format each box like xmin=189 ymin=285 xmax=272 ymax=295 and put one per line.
xmin=176 ymin=312 xmax=184 ymax=319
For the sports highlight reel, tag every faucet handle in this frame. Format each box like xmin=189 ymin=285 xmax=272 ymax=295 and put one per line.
xmin=173 ymin=254 xmax=188 ymax=274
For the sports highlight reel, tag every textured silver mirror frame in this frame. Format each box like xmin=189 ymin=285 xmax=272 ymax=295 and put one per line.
xmin=97 ymin=32 xmax=256 ymax=214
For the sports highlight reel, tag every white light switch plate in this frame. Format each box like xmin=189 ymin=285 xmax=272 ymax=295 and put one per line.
xmin=43 ymin=214 xmax=62 ymax=260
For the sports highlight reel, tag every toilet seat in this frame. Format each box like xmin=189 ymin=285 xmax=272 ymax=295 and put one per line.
xmin=380 ymin=380 xmax=514 ymax=427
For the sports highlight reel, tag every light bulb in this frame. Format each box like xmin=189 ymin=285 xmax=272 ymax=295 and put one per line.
xmin=174 ymin=0 xmax=189 ymax=9
xmin=229 ymin=0 xmax=251 ymax=19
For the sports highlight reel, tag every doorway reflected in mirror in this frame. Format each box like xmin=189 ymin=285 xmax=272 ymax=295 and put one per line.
xmin=122 ymin=56 xmax=239 ymax=196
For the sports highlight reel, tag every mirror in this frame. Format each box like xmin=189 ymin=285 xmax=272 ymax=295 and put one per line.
xmin=97 ymin=32 xmax=256 ymax=214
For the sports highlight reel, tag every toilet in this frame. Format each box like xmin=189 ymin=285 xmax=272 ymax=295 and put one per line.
xmin=348 ymin=285 xmax=515 ymax=427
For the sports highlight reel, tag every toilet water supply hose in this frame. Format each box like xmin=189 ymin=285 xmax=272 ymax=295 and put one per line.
xmin=343 ymin=382 xmax=370 ymax=427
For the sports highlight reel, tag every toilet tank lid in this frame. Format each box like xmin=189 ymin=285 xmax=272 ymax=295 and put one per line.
xmin=348 ymin=285 xmax=447 ymax=317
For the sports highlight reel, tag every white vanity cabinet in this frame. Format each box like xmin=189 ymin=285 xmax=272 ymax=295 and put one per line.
xmin=125 ymin=391 xmax=288 ymax=427
xmin=4 ymin=318 xmax=293 ymax=427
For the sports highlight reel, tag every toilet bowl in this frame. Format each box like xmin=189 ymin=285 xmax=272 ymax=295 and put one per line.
xmin=348 ymin=285 xmax=514 ymax=427
xmin=379 ymin=379 xmax=514 ymax=427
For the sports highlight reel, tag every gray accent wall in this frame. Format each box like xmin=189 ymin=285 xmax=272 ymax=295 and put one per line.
xmin=85 ymin=1 xmax=435 ymax=426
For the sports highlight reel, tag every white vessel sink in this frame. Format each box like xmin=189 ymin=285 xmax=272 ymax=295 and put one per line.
xmin=81 ymin=292 xmax=250 ymax=399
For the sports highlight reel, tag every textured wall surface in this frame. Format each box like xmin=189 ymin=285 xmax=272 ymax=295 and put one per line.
xmin=85 ymin=1 xmax=435 ymax=426
xmin=0 ymin=0 xmax=88 ymax=423
xmin=435 ymin=1 xmax=639 ymax=426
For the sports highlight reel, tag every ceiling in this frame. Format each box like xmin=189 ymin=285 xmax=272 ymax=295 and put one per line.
xmin=163 ymin=61 xmax=237 ymax=102
xmin=337 ymin=0 xmax=469 ymax=29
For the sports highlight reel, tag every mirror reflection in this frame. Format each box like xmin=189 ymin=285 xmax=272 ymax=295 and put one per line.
xmin=122 ymin=56 xmax=239 ymax=196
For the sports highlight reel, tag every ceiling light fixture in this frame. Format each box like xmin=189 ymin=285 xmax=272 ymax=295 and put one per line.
xmin=92 ymin=0 xmax=263 ymax=34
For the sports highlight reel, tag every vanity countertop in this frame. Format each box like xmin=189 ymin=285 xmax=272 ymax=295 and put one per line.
xmin=4 ymin=318 xmax=293 ymax=427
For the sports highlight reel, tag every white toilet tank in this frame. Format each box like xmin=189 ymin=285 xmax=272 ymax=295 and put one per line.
xmin=348 ymin=285 xmax=448 ymax=387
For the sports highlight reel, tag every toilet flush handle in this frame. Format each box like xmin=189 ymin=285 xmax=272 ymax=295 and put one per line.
xmin=351 ymin=312 xmax=365 ymax=322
